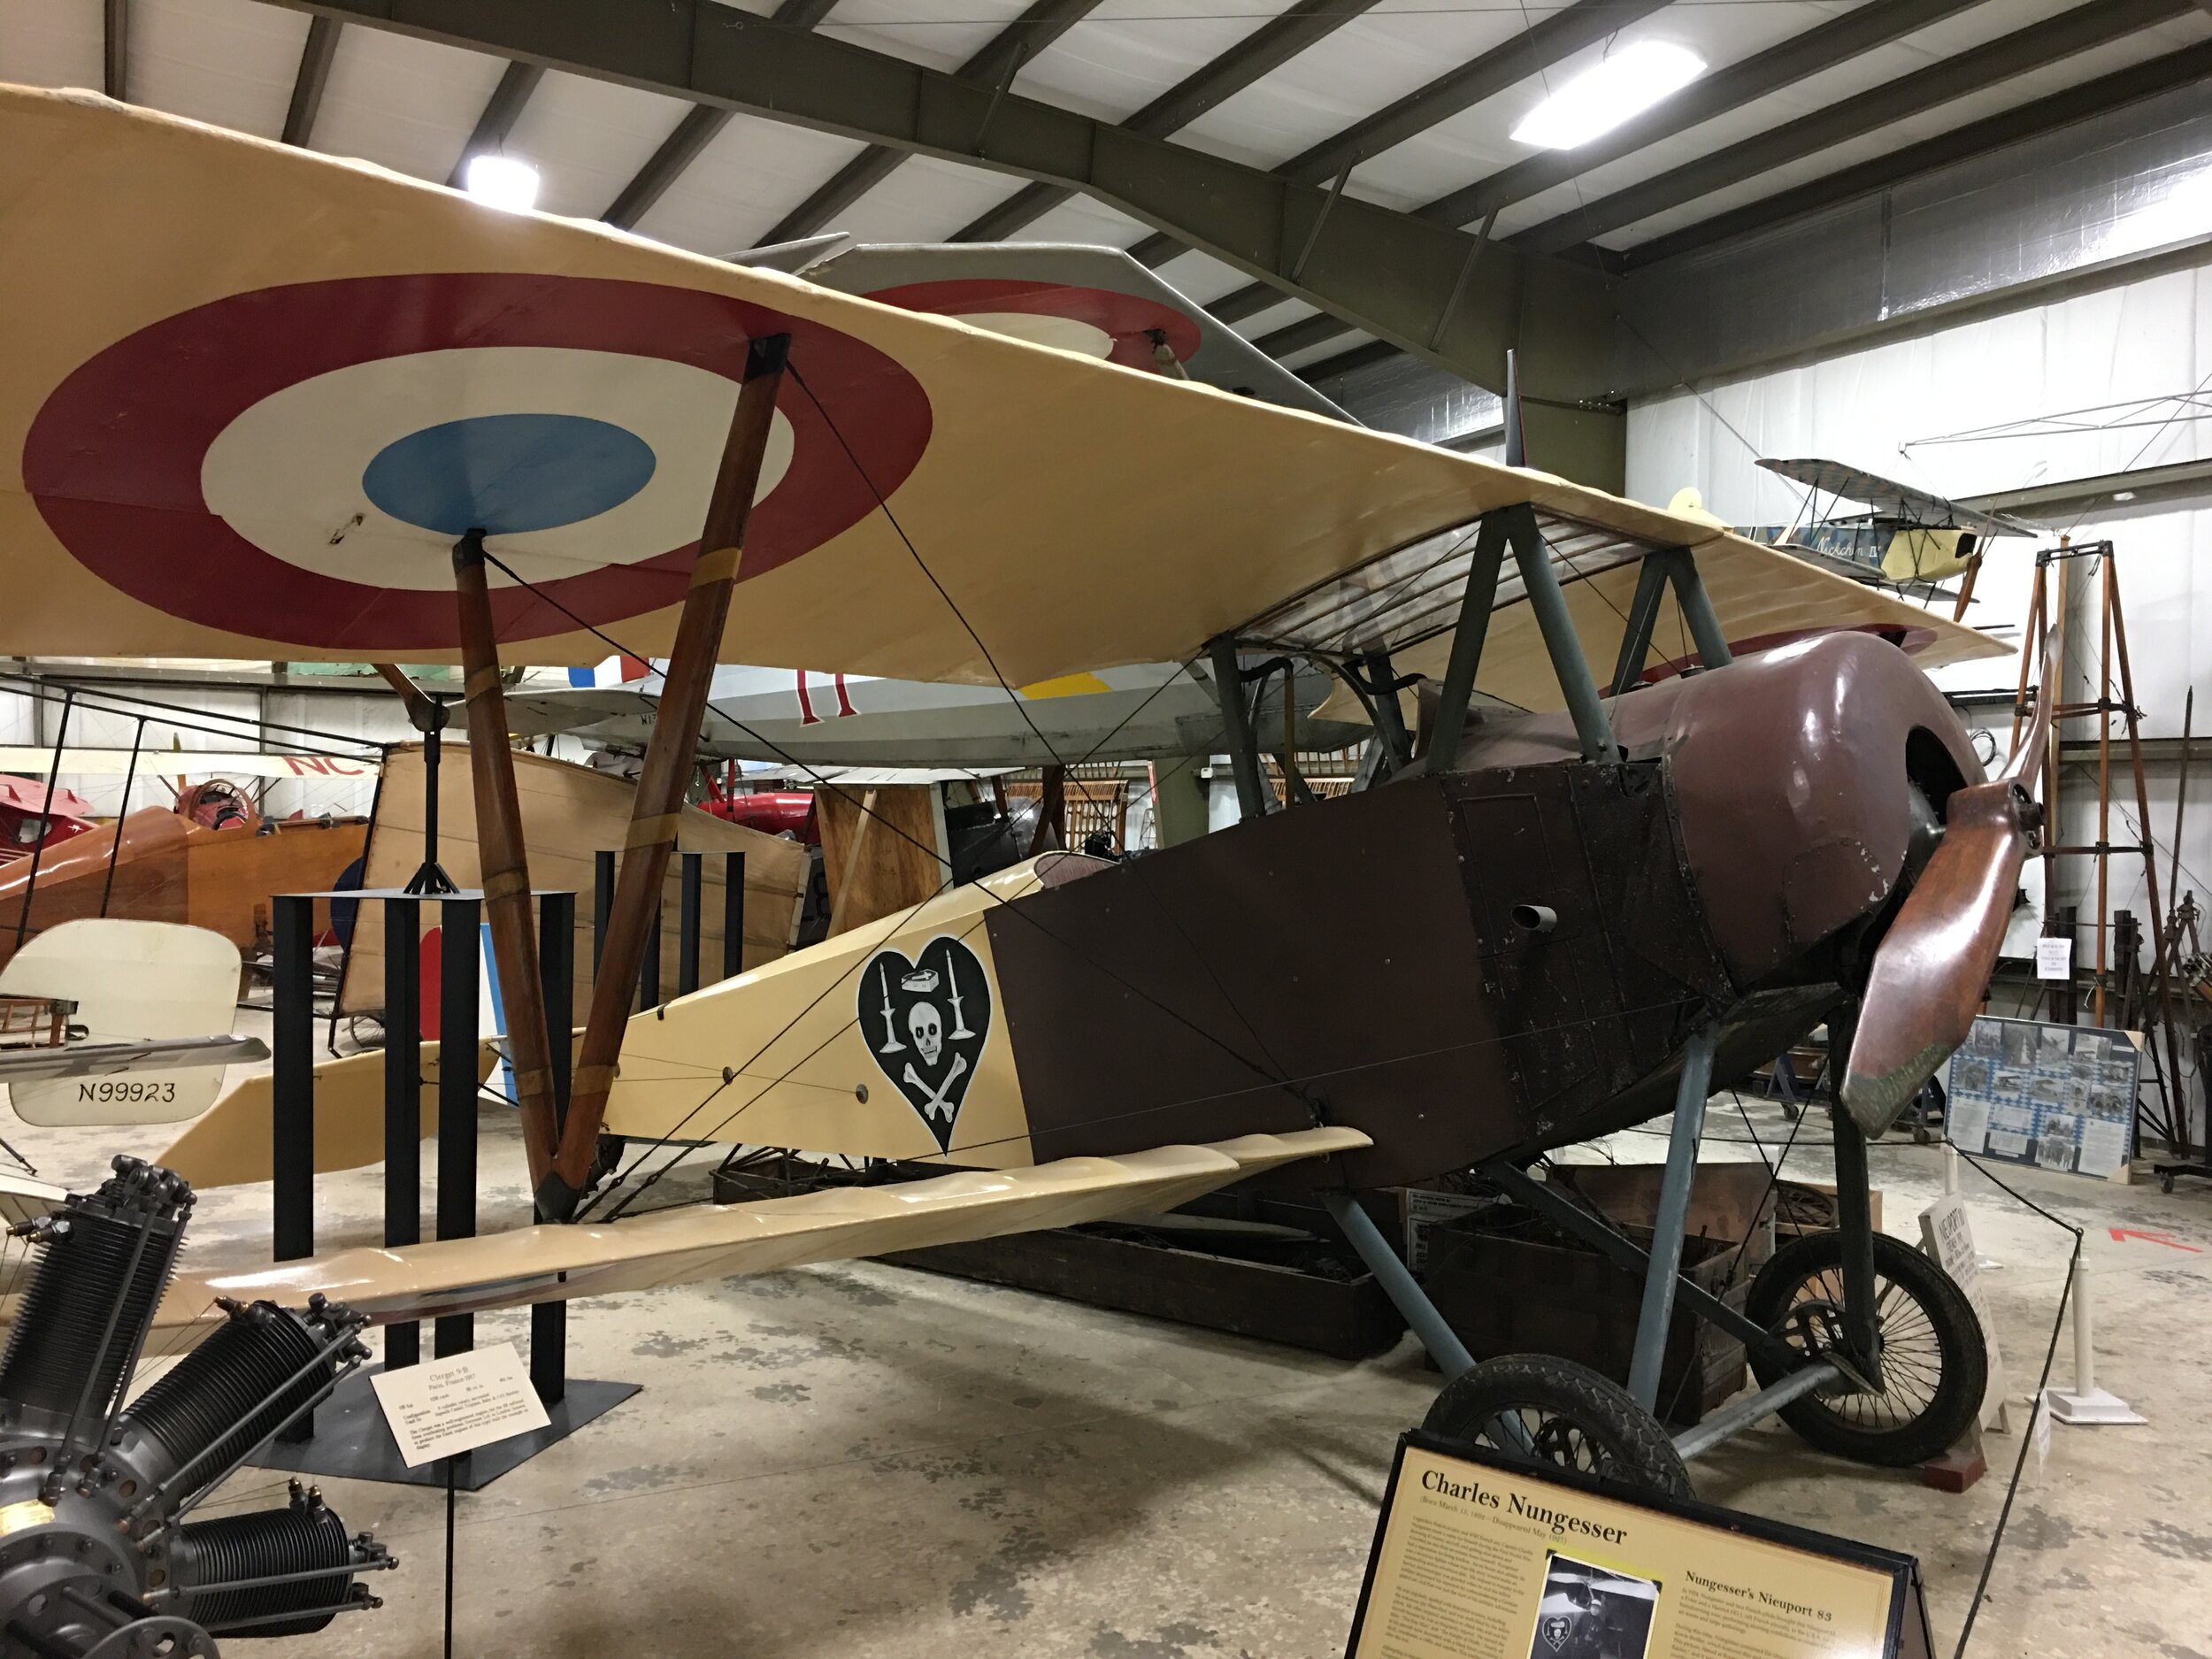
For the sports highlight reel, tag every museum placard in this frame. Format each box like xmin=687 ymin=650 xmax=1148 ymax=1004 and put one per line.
xmin=1346 ymin=1435 xmax=1930 ymax=1659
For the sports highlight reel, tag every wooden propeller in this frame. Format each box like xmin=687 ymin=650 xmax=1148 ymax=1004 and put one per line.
xmin=1839 ymin=629 xmax=2059 ymax=1134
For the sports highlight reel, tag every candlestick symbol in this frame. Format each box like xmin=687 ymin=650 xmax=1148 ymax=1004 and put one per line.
xmin=875 ymin=962 xmax=907 ymax=1055
xmin=946 ymin=950 xmax=974 ymax=1040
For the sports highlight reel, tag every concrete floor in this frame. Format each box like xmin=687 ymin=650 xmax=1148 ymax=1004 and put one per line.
xmin=9 ymin=1075 xmax=2210 ymax=1659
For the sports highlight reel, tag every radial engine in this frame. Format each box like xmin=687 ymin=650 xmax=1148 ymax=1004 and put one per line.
xmin=0 ymin=1157 xmax=390 ymax=1657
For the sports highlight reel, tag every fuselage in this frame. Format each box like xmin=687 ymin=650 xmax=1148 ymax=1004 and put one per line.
xmin=981 ymin=632 xmax=1982 ymax=1187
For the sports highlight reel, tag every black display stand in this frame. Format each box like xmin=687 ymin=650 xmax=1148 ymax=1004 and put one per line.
xmin=252 ymin=887 xmax=638 ymax=1489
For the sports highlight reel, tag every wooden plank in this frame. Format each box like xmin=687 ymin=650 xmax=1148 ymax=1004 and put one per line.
xmin=184 ymin=818 xmax=365 ymax=949
xmin=340 ymin=744 xmax=807 ymax=1018
xmin=815 ymin=782 xmax=948 ymax=936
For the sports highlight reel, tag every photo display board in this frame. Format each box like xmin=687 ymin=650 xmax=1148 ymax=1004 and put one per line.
xmin=1347 ymin=1435 xmax=1930 ymax=1659
xmin=1943 ymin=1015 xmax=2139 ymax=1178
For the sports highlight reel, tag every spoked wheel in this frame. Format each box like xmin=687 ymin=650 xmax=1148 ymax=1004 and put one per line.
xmin=1422 ymin=1355 xmax=1693 ymax=1501
xmin=1746 ymin=1229 xmax=1985 ymax=1466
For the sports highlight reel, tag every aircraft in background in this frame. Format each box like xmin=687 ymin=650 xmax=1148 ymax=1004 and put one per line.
xmin=1745 ymin=457 xmax=2037 ymax=602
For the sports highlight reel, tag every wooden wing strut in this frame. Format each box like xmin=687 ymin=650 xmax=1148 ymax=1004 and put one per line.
xmin=543 ymin=333 xmax=792 ymax=1217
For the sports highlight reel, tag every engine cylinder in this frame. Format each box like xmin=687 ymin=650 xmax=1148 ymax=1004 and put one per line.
xmin=173 ymin=1484 xmax=367 ymax=1637
xmin=118 ymin=1301 xmax=340 ymax=1504
xmin=0 ymin=1158 xmax=189 ymax=1433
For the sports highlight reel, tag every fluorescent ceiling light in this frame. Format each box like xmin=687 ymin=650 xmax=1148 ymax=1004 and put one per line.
xmin=464 ymin=154 xmax=540 ymax=212
xmin=1511 ymin=42 xmax=1706 ymax=150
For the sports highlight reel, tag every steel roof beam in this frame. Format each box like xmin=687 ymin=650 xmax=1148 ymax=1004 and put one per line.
xmin=602 ymin=0 xmax=841 ymax=230
xmin=1514 ymin=0 xmax=2195 ymax=257
xmin=763 ymin=0 xmax=1108 ymax=245
xmin=254 ymin=0 xmax=1626 ymax=486
xmin=1249 ymin=0 xmax=2038 ymax=365
xmin=953 ymin=0 xmax=1389 ymax=244
xmin=104 ymin=0 xmax=128 ymax=100
xmin=281 ymin=15 xmax=342 ymax=147
xmin=1417 ymin=0 xmax=1985 ymax=231
xmin=1175 ymin=0 xmax=1666 ymax=329
xmin=446 ymin=59 xmax=543 ymax=188
xmin=1621 ymin=37 xmax=2212 ymax=269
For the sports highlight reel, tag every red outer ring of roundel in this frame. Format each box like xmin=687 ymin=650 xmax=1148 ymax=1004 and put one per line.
xmin=864 ymin=280 xmax=1203 ymax=374
xmin=22 ymin=273 xmax=933 ymax=652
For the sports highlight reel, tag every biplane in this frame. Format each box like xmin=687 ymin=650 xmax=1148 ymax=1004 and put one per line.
xmin=1751 ymin=457 xmax=2037 ymax=595
xmin=0 ymin=85 xmax=2039 ymax=1656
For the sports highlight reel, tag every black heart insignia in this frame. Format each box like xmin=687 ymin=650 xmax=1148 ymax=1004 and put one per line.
xmin=856 ymin=934 xmax=992 ymax=1153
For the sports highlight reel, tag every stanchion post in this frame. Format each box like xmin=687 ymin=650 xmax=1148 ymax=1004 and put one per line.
xmin=434 ymin=897 xmax=480 ymax=1360
xmin=679 ymin=850 xmax=703 ymax=996
xmin=271 ymin=895 xmax=317 ymax=1263
xmin=723 ymin=850 xmax=745 ymax=982
xmin=382 ymin=895 xmax=422 ymax=1372
xmin=532 ymin=890 xmax=574 ymax=1407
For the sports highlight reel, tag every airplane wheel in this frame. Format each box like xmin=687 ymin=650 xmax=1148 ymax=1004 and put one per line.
xmin=1422 ymin=1355 xmax=1693 ymax=1501
xmin=1746 ymin=1230 xmax=1985 ymax=1467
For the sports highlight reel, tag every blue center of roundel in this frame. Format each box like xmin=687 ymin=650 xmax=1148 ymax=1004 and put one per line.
xmin=361 ymin=413 xmax=656 ymax=536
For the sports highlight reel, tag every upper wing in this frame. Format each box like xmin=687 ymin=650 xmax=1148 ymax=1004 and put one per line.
xmin=800 ymin=242 xmax=1356 ymax=422
xmin=113 ymin=1127 xmax=1370 ymax=1349
xmin=3 ymin=88 xmax=1999 ymax=697
xmin=1758 ymin=458 xmax=2035 ymax=539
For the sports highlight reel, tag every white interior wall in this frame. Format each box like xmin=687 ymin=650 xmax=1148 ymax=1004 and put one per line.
xmin=1628 ymin=258 xmax=2212 ymax=1145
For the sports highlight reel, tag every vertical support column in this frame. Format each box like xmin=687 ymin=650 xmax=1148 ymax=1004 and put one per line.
xmin=271 ymin=895 xmax=317 ymax=1264
xmin=1626 ymin=1026 xmax=1717 ymax=1412
xmin=722 ymin=850 xmax=746 ymax=981
xmin=272 ymin=892 xmax=317 ymax=1441
xmin=381 ymin=895 xmax=422 ymax=1372
xmin=679 ymin=850 xmax=703 ymax=996
xmin=1425 ymin=512 xmax=1512 ymax=770
xmin=1503 ymin=509 xmax=1615 ymax=764
xmin=553 ymin=334 xmax=790 ymax=1214
xmin=532 ymin=891 xmax=575 ymax=1406
xmin=1207 ymin=638 xmax=1269 ymax=821
xmin=435 ymin=897 xmax=481 ymax=1360
xmin=641 ymin=901 xmax=661 ymax=1009
xmin=594 ymin=850 xmax=614 ymax=974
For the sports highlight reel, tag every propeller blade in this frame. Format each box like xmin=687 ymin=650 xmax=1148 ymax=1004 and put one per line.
xmin=1839 ymin=626 xmax=2058 ymax=1133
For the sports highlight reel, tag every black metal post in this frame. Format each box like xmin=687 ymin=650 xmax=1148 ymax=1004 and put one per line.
xmin=403 ymin=710 xmax=458 ymax=896
xmin=13 ymin=686 xmax=73 ymax=949
xmin=435 ymin=897 xmax=480 ymax=1359
xmin=593 ymin=849 xmax=614 ymax=974
xmin=679 ymin=851 xmax=703 ymax=996
xmin=381 ymin=896 xmax=422 ymax=1371
xmin=1207 ymin=638 xmax=1269 ymax=821
xmin=532 ymin=890 xmax=574 ymax=1407
xmin=271 ymin=893 xmax=317 ymax=1443
xmin=640 ymin=901 xmax=661 ymax=1009
xmin=98 ymin=716 xmax=146 ymax=918
xmin=272 ymin=895 xmax=317 ymax=1263
xmin=722 ymin=850 xmax=746 ymax=981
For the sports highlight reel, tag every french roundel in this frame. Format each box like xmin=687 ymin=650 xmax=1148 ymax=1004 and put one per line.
xmin=864 ymin=280 xmax=1202 ymax=374
xmin=22 ymin=273 xmax=933 ymax=652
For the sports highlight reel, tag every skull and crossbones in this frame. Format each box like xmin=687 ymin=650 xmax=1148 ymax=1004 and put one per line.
xmin=908 ymin=1000 xmax=943 ymax=1066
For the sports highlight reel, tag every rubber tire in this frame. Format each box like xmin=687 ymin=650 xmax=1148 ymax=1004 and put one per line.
xmin=1747 ymin=1229 xmax=1986 ymax=1467
xmin=1423 ymin=1354 xmax=1694 ymax=1501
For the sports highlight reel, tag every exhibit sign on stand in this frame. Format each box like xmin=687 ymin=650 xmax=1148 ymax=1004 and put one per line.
xmin=1943 ymin=1015 xmax=2138 ymax=1179
xmin=1347 ymin=1435 xmax=1932 ymax=1659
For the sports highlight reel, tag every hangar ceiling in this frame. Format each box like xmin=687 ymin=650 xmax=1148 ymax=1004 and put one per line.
xmin=5 ymin=0 xmax=2209 ymax=472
